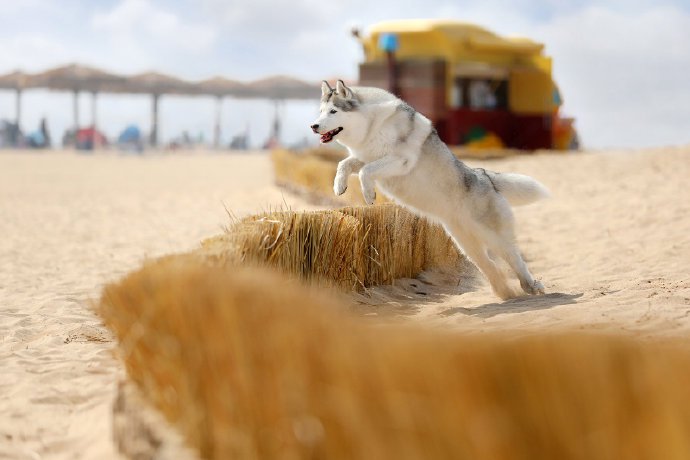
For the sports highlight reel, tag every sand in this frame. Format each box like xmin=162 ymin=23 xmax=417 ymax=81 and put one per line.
xmin=1 ymin=146 xmax=688 ymax=458
xmin=367 ymin=146 xmax=690 ymax=339
xmin=0 ymin=151 xmax=318 ymax=459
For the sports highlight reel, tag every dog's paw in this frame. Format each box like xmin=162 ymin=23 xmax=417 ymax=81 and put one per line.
xmin=361 ymin=186 xmax=376 ymax=205
xmin=532 ymin=280 xmax=546 ymax=295
xmin=333 ymin=176 xmax=348 ymax=196
xmin=521 ymin=279 xmax=545 ymax=295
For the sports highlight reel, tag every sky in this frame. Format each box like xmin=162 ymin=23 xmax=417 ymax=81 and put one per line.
xmin=0 ymin=0 xmax=689 ymax=149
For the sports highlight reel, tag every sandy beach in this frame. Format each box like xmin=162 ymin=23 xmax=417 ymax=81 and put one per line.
xmin=376 ymin=146 xmax=690 ymax=338
xmin=1 ymin=146 xmax=689 ymax=458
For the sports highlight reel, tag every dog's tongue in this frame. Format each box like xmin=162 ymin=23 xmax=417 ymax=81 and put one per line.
xmin=319 ymin=128 xmax=341 ymax=143
xmin=320 ymin=131 xmax=333 ymax=143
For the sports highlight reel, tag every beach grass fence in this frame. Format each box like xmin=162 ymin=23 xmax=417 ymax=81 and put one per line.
xmin=100 ymin=259 xmax=690 ymax=459
xmin=200 ymin=204 xmax=460 ymax=290
xmin=99 ymin=200 xmax=463 ymax=458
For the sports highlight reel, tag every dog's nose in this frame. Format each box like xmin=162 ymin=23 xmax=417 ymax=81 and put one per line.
xmin=310 ymin=124 xmax=319 ymax=133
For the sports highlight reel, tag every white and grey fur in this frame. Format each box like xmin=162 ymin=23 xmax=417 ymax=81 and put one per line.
xmin=310 ymin=80 xmax=548 ymax=299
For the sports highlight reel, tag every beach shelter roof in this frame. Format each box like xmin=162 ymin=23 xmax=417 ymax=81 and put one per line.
xmin=0 ymin=71 xmax=33 ymax=90
xmin=0 ymin=63 xmax=323 ymax=99
xmin=196 ymin=76 xmax=246 ymax=97
xmin=30 ymin=63 xmax=127 ymax=92
xmin=245 ymin=75 xmax=319 ymax=99
xmin=124 ymin=71 xmax=197 ymax=95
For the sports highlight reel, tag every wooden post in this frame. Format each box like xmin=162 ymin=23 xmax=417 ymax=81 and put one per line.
xmin=15 ymin=88 xmax=21 ymax=130
xmin=150 ymin=93 xmax=159 ymax=147
xmin=73 ymin=89 xmax=80 ymax=131
xmin=91 ymin=92 xmax=99 ymax=149
xmin=91 ymin=92 xmax=98 ymax=129
xmin=271 ymin=99 xmax=282 ymax=146
xmin=213 ymin=96 xmax=222 ymax=149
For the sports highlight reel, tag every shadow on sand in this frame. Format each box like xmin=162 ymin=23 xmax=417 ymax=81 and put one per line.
xmin=441 ymin=292 xmax=584 ymax=319
xmin=350 ymin=257 xmax=582 ymax=320
xmin=350 ymin=261 xmax=482 ymax=317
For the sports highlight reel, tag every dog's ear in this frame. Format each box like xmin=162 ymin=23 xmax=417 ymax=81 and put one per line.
xmin=321 ymin=81 xmax=333 ymax=99
xmin=336 ymin=80 xmax=353 ymax=98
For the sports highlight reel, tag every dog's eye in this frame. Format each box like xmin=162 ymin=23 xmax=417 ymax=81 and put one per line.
xmin=330 ymin=109 xmax=337 ymax=114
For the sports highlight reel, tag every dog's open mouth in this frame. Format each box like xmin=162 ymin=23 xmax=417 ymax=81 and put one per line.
xmin=320 ymin=127 xmax=343 ymax=143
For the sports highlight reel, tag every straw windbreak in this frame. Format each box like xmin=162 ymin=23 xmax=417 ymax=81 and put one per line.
xmin=100 ymin=261 xmax=690 ymax=460
xmin=201 ymin=204 xmax=460 ymax=290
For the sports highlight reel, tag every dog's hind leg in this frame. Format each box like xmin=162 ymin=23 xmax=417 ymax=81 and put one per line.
xmin=493 ymin=239 xmax=545 ymax=296
xmin=443 ymin=222 xmax=519 ymax=300
xmin=471 ymin=194 xmax=545 ymax=297
xmin=478 ymin=206 xmax=545 ymax=296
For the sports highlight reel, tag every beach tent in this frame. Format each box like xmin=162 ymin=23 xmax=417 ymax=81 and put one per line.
xmin=75 ymin=127 xmax=107 ymax=151
xmin=118 ymin=125 xmax=141 ymax=144
xmin=117 ymin=125 xmax=143 ymax=153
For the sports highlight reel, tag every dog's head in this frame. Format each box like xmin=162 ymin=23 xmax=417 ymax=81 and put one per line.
xmin=310 ymin=80 xmax=359 ymax=144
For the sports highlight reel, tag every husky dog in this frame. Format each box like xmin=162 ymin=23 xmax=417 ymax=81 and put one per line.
xmin=310 ymin=80 xmax=548 ymax=299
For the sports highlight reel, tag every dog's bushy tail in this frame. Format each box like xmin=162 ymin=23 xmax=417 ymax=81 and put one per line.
xmin=489 ymin=172 xmax=550 ymax=206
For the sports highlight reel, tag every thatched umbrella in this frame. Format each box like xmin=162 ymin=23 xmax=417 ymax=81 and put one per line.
xmin=0 ymin=70 xmax=31 ymax=89
xmin=196 ymin=77 xmax=246 ymax=148
xmin=30 ymin=63 xmax=126 ymax=131
xmin=196 ymin=76 xmax=245 ymax=97
xmin=6 ymin=63 xmax=325 ymax=149
xmin=244 ymin=75 xmax=320 ymax=100
xmin=244 ymin=76 xmax=321 ymax=147
xmin=0 ymin=71 xmax=33 ymax=130
xmin=124 ymin=72 xmax=198 ymax=146
xmin=124 ymin=71 xmax=196 ymax=95
xmin=30 ymin=63 xmax=126 ymax=91
xmin=195 ymin=76 xmax=321 ymax=147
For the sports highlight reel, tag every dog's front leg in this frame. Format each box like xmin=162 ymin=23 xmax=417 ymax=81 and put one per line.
xmin=359 ymin=155 xmax=414 ymax=205
xmin=334 ymin=156 xmax=364 ymax=196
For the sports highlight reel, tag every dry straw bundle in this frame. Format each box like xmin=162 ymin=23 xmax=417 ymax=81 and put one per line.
xmin=271 ymin=148 xmax=386 ymax=205
xmin=100 ymin=260 xmax=690 ymax=460
xmin=271 ymin=148 xmax=341 ymax=202
xmin=201 ymin=204 xmax=460 ymax=290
